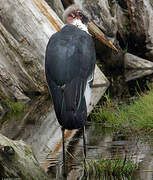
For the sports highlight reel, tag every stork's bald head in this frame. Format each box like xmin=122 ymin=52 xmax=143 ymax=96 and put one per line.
xmin=63 ymin=4 xmax=89 ymax=24
xmin=63 ymin=5 xmax=118 ymax=52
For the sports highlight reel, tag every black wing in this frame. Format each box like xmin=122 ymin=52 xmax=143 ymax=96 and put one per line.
xmin=45 ymin=24 xmax=96 ymax=129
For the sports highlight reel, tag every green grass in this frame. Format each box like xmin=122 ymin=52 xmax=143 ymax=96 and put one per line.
xmin=91 ymin=89 xmax=153 ymax=134
xmin=5 ymin=99 xmax=26 ymax=113
xmin=96 ymin=59 xmax=103 ymax=69
xmin=83 ymin=155 xmax=138 ymax=179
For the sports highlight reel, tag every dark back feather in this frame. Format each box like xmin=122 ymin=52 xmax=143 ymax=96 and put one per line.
xmin=45 ymin=24 xmax=96 ymax=130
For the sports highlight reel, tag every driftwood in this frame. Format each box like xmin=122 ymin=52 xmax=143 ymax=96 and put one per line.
xmin=0 ymin=0 xmax=63 ymax=102
xmin=125 ymin=69 xmax=153 ymax=82
xmin=0 ymin=63 xmax=30 ymax=102
xmin=126 ymin=0 xmax=153 ymax=60
xmin=72 ymin=0 xmax=126 ymax=68
xmin=0 ymin=133 xmax=49 ymax=179
xmin=45 ymin=0 xmax=64 ymax=20
xmin=124 ymin=53 xmax=153 ymax=69
xmin=124 ymin=53 xmax=153 ymax=81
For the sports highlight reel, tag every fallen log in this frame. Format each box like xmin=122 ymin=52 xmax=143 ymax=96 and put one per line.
xmin=0 ymin=0 xmax=63 ymax=102
xmin=73 ymin=0 xmax=125 ymax=68
xmin=0 ymin=133 xmax=49 ymax=179
xmin=126 ymin=0 xmax=153 ymax=60
xmin=0 ymin=63 xmax=30 ymax=102
xmin=45 ymin=0 xmax=64 ymax=20
xmin=124 ymin=53 xmax=153 ymax=69
xmin=125 ymin=69 xmax=153 ymax=82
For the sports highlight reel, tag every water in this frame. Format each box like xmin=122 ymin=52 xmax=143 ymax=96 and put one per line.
xmin=0 ymin=73 xmax=153 ymax=179
xmin=2 ymin=102 xmax=152 ymax=179
xmin=46 ymin=123 xmax=153 ymax=179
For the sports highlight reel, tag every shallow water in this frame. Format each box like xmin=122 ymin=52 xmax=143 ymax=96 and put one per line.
xmin=46 ymin=123 xmax=153 ymax=180
xmin=1 ymin=95 xmax=153 ymax=179
xmin=0 ymin=73 xmax=153 ymax=179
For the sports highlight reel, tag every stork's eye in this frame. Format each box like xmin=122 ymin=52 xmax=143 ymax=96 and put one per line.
xmin=68 ymin=13 xmax=76 ymax=18
xmin=76 ymin=11 xmax=83 ymax=18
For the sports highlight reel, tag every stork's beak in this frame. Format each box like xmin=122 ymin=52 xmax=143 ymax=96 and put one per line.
xmin=87 ymin=21 xmax=118 ymax=52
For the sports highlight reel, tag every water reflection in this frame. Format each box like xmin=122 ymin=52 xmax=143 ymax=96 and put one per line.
xmin=0 ymin=95 xmax=62 ymax=162
xmin=0 ymin=96 xmax=153 ymax=179
xmin=46 ymin=123 xmax=153 ymax=180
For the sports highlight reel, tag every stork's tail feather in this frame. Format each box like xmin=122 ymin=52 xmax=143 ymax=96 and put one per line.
xmin=60 ymin=96 xmax=87 ymax=130
xmin=48 ymin=78 xmax=87 ymax=130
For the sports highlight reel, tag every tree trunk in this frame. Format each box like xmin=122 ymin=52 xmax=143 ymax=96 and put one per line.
xmin=124 ymin=53 xmax=153 ymax=69
xmin=125 ymin=69 xmax=153 ymax=82
xmin=0 ymin=133 xmax=49 ymax=179
xmin=0 ymin=0 xmax=63 ymax=102
xmin=124 ymin=53 xmax=153 ymax=81
xmin=126 ymin=0 xmax=153 ymax=60
xmin=73 ymin=0 xmax=127 ymax=68
xmin=45 ymin=0 xmax=64 ymax=20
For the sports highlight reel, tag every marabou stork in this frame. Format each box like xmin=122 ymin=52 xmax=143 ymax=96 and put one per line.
xmin=45 ymin=4 xmax=117 ymax=176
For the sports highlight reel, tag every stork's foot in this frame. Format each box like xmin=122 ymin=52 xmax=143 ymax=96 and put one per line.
xmin=91 ymin=82 xmax=110 ymax=88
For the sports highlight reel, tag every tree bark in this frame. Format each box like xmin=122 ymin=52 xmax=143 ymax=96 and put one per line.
xmin=124 ymin=53 xmax=153 ymax=69
xmin=124 ymin=53 xmax=153 ymax=81
xmin=0 ymin=133 xmax=49 ymax=179
xmin=45 ymin=0 xmax=64 ymax=20
xmin=126 ymin=0 xmax=153 ymax=60
xmin=0 ymin=0 xmax=63 ymax=102
xmin=125 ymin=69 xmax=153 ymax=82
xmin=73 ymin=0 xmax=127 ymax=68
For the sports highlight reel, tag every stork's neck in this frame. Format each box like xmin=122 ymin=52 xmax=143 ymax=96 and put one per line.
xmin=71 ymin=19 xmax=89 ymax=34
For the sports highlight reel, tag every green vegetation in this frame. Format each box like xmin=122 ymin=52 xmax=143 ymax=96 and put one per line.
xmin=5 ymin=99 xmax=26 ymax=113
xmin=91 ymin=87 xmax=153 ymax=135
xmin=96 ymin=59 xmax=103 ymax=69
xmin=83 ymin=155 xmax=138 ymax=179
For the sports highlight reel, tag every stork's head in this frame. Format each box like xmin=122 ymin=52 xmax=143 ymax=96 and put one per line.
xmin=63 ymin=5 xmax=88 ymax=25
xmin=63 ymin=5 xmax=118 ymax=52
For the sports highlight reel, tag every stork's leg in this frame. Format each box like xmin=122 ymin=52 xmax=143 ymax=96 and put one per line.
xmin=82 ymin=126 xmax=86 ymax=158
xmin=61 ymin=127 xmax=66 ymax=177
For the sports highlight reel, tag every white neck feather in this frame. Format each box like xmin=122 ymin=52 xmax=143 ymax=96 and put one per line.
xmin=72 ymin=19 xmax=89 ymax=34
xmin=84 ymin=82 xmax=91 ymax=108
